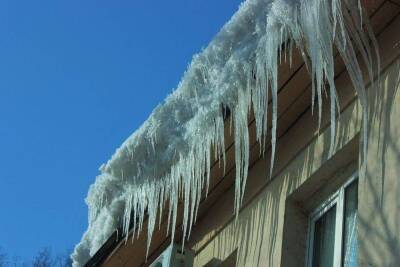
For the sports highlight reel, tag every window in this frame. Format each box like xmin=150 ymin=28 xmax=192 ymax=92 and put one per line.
xmin=306 ymin=174 xmax=358 ymax=267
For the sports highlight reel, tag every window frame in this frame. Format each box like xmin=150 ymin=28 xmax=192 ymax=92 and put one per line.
xmin=305 ymin=172 xmax=358 ymax=267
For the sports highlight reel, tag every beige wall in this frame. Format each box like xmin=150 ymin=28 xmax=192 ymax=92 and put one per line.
xmin=358 ymin=55 xmax=400 ymax=267
xmin=191 ymin=15 xmax=400 ymax=267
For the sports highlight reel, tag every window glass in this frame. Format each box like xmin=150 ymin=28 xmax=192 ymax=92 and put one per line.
xmin=312 ymin=206 xmax=337 ymax=267
xmin=342 ymin=181 xmax=358 ymax=267
xmin=307 ymin=176 xmax=359 ymax=267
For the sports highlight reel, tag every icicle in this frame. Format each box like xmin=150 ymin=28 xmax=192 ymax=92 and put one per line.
xmin=270 ymin=71 xmax=278 ymax=177
xmin=233 ymin=84 xmax=250 ymax=215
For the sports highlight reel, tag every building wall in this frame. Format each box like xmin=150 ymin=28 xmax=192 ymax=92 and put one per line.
xmin=358 ymin=45 xmax=400 ymax=267
xmin=190 ymin=11 xmax=400 ymax=267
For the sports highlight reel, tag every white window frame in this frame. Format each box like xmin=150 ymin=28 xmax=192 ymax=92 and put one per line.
xmin=305 ymin=172 xmax=358 ymax=267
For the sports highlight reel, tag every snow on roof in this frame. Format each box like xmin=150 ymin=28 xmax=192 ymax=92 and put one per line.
xmin=72 ymin=0 xmax=378 ymax=265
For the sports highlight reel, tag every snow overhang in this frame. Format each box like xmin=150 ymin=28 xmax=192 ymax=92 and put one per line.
xmin=72 ymin=0 xmax=380 ymax=266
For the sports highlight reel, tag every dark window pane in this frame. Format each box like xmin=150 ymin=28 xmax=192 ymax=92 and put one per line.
xmin=312 ymin=206 xmax=337 ymax=267
xmin=342 ymin=181 xmax=358 ymax=267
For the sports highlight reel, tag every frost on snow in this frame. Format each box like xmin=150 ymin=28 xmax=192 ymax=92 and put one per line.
xmin=72 ymin=0 xmax=379 ymax=265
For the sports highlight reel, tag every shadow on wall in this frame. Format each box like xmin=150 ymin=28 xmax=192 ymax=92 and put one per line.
xmin=358 ymin=59 xmax=400 ymax=266
xmin=196 ymin=60 xmax=400 ymax=267
xmin=197 ymin=86 xmax=359 ymax=266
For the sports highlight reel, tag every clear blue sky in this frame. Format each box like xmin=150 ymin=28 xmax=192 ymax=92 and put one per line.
xmin=0 ymin=0 xmax=242 ymax=263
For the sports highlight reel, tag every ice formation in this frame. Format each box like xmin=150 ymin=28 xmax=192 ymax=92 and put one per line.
xmin=72 ymin=0 xmax=379 ymax=265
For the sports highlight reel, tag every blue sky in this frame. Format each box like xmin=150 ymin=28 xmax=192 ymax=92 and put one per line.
xmin=0 ymin=0 xmax=242 ymax=263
